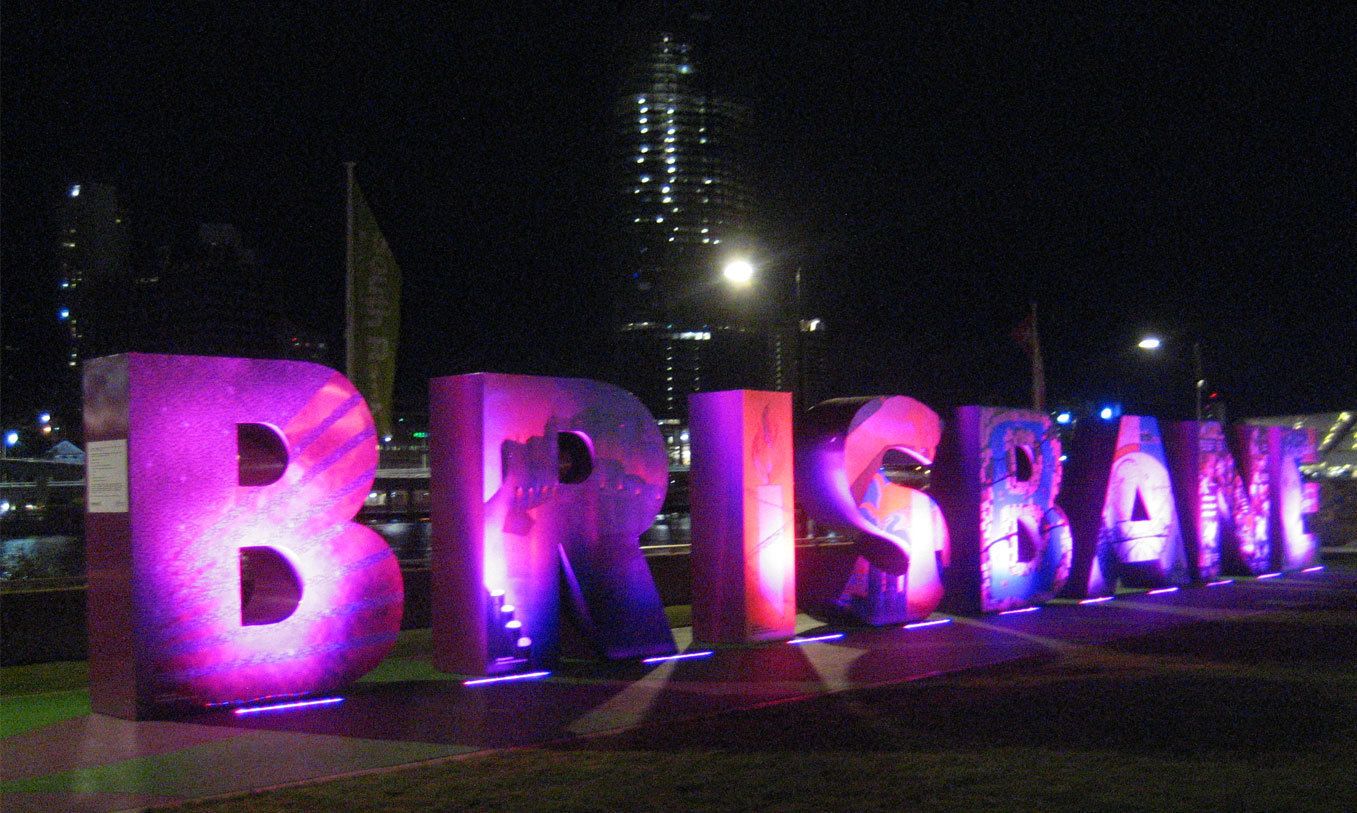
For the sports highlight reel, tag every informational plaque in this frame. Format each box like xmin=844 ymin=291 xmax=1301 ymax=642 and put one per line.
xmin=86 ymin=439 xmax=129 ymax=513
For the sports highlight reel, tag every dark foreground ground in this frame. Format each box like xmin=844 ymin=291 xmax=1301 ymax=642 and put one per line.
xmin=170 ymin=574 xmax=1356 ymax=813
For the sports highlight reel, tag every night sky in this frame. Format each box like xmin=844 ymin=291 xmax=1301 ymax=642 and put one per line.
xmin=4 ymin=2 xmax=1354 ymax=425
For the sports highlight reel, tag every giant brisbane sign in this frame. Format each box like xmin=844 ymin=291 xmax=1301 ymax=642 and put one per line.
xmin=84 ymin=354 xmax=1323 ymax=718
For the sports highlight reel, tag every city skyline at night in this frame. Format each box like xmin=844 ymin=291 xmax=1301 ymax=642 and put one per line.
xmin=3 ymin=4 xmax=1353 ymax=430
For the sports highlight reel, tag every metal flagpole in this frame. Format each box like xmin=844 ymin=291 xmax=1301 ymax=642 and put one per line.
xmin=344 ymin=162 xmax=356 ymax=381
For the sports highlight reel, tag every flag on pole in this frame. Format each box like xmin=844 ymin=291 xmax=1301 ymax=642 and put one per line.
xmin=1011 ymin=302 xmax=1046 ymax=411
xmin=345 ymin=164 xmax=400 ymax=438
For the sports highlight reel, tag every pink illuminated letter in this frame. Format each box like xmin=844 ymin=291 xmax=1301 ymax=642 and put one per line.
xmin=1225 ymin=424 xmax=1273 ymax=575
xmin=1266 ymin=425 xmax=1320 ymax=571
xmin=1164 ymin=421 xmax=1250 ymax=581
xmin=429 ymin=373 xmax=675 ymax=676
xmin=796 ymin=397 xmax=949 ymax=625
xmin=83 ymin=354 xmax=403 ymax=719
xmin=689 ymin=390 xmax=796 ymax=644
xmin=1061 ymin=415 xmax=1188 ymax=598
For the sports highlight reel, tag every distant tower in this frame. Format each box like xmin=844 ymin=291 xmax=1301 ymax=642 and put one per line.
xmin=615 ymin=28 xmax=753 ymax=323
xmin=54 ymin=182 xmax=130 ymax=371
xmin=611 ymin=16 xmax=832 ymax=477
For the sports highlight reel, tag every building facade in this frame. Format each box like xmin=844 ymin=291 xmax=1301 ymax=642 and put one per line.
xmin=54 ymin=182 xmax=131 ymax=372
xmin=612 ymin=25 xmax=824 ymax=431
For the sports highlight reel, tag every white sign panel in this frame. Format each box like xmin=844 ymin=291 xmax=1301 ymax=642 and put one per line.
xmin=87 ymin=439 xmax=129 ymax=513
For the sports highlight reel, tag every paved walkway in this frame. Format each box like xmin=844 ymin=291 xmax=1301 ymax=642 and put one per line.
xmin=2 ymin=564 xmax=1352 ymax=813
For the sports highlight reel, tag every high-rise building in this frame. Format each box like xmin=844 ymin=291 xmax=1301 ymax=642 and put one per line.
xmin=615 ymin=29 xmax=753 ymax=323
xmin=612 ymin=22 xmax=831 ymax=465
xmin=134 ymin=223 xmax=329 ymax=364
xmin=54 ymin=182 xmax=131 ymax=371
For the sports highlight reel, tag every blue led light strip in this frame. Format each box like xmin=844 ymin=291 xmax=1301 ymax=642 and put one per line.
xmin=233 ymin=697 xmax=344 ymax=716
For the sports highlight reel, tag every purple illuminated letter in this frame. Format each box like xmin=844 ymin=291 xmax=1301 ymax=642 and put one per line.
xmin=796 ymin=397 xmax=949 ymax=625
xmin=934 ymin=407 xmax=1071 ymax=613
xmin=689 ymin=390 xmax=796 ymax=644
xmin=1060 ymin=415 xmax=1188 ymax=598
xmin=83 ymin=354 xmax=403 ymax=719
xmin=1266 ymin=425 xmax=1320 ymax=571
xmin=1225 ymin=424 xmax=1273 ymax=575
xmin=1164 ymin=421 xmax=1250 ymax=581
xmin=429 ymin=373 xmax=675 ymax=676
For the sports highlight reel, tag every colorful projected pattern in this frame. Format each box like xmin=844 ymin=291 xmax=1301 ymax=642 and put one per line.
xmin=1226 ymin=424 xmax=1273 ymax=575
xmin=1267 ymin=426 xmax=1320 ymax=571
xmin=1061 ymin=415 xmax=1188 ymax=597
xmin=937 ymin=407 xmax=1071 ymax=613
xmin=1165 ymin=422 xmax=1226 ymax=581
xmin=429 ymin=373 xmax=675 ymax=676
xmin=689 ymin=390 xmax=796 ymax=644
xmin=797 ymin=397 xmax=949 ymax=625
xmin=83 ymin=354 xmax=403 ymax=719
xmin=1102 ymin=416 xmax=1188 ymax=587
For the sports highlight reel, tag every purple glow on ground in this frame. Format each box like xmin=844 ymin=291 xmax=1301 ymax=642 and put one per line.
xmin=1078 ymin=596 xmax=1115 ymax=605
xmin=1256 ymin=572 xmax=1282 ymax=580
xmin=463 ymin=671 xmax=552 ymax=687
xmin=788 ymin=633 xmax=846 ymax=645
xmin=1146 ymin=587 xmax=1180 ymax=595
xmin=233 ymin=697 xmax=344 ymax=716
xmin=997 ymin=606 xmax=1040 ymax=616
xmin=642 ymin=650 xmax=715 ymax=664
xmin=1301 ymin=565 xmax=1324 ymax=574
xmin=1206 ymin=579 xmax=1234 ymax=587
xmin=903 ymin=618 xmax=953 ymax=630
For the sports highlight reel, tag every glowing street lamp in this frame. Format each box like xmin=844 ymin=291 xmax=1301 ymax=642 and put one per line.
xmin=722 ymin=258 xmax=754 ymax=287
xmin=1136 ymin=335 xmax=1205 ymax=421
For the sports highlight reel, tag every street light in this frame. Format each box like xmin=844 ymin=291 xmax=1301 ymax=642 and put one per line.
xmin=1137 ymin=334 xmax=1205 ymax=421
xmin=721 ymin=258 xmax=754 ymax=287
